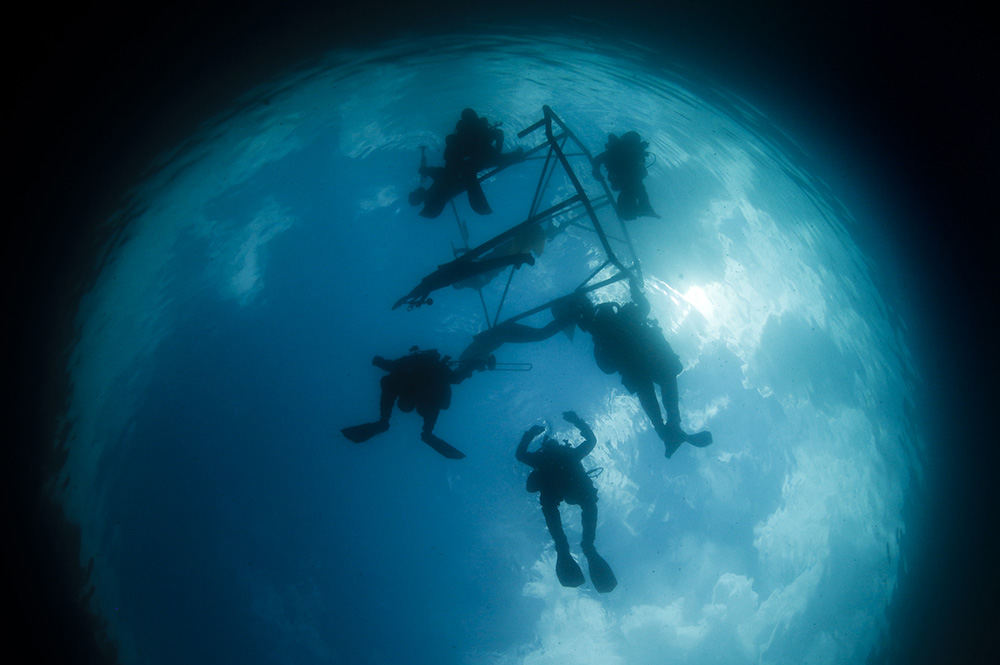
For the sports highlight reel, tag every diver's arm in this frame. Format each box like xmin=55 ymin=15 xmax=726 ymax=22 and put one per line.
xmin=630 ymin=278 xmax=650 ymax=317
xmin=564 ymin=411 xmax=596 ymax=458
xmin=492 ymin=127 xmax=504 ymax=152
xmin=591 ymin=151 xmax=606 ymax=179
xmin=516 ymin=425 xmax=545 ymax=464
xmin=417 ymin=145 xmax=428 ymax=175
xmin=372 ymin=355 xmax=396 ymax=372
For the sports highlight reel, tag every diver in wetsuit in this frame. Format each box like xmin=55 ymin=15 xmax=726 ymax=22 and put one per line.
xmin=517 ymin=411 xmax=617 ymax=592
xmin=341 ymin=347 xmax=466 ymax=459
xmin=592 ymin=131 xmax=658 ymax=221
xmin=408 ymin=142 xmax=491 ymax=218
xmin=408 ymin=110 xmax=525 ymax=218
xmin=392 ymin=252 xmax=536 ymax=310
xmin=447 ymin=108 xmax=512 ymax=173
xmin=565 ymin=280 xmax=712 ymax=457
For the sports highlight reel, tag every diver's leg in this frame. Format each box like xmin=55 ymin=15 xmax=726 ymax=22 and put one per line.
xmin=379 ymin=376 xmax=398 ymax=423
xmin=637 ymin=379 xmax=683 ymax=456
xmin=580 ymin=498 xmax=597 ymax=552
xmin=542 ymin=499 xmax=585 ymax=587
xmin=616 ymin=187 xmax=638 ymax=220
xmin=541 ymin=500 xmax=570 ymax=554
xmin=420 ymin=406 xmax=439 ymax=435
xmin=578 ymin=496 xmax=617 ymax=592
xmin=657 ymin=374 xmax=679 ymax=425
xmin=470 ymin=252 xmax=535 ymax=274
xmin=341 ymin=377 xmax=395 ymax=442
xmin=418 ymin=407 xmax=465 ymax=459
xmin=657 ymin=374 xmax=713 ymax=451
xmin=496 ymin=319 xmax=565 ymax=344
xmin=657 ymin=374 xmax=695 ymax=457
xmin=634 ymin=381 xmax=665 ymax=431
xmin=466 ymin=175 xmax=492 ymax=215
xmin=636 ymin=184 xmax=658 ymax=217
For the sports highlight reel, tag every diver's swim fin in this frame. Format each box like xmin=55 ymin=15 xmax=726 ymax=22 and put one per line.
xmin=555 ymin=550 xmax=585 ymax=588
xmin=466 ymin=180 xmax=492 ymax=215
xmin=420 ymin=431 xmax=466 ymax=459
xmin=685 ymin=430 xmax=713 ymax=447
xmin=341 ymin=420 xmax=389 ymax=443
xmin=583 ymin=548 xmax=618 ymax=593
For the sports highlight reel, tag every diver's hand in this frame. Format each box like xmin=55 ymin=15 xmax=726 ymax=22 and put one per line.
xmin=525 ymin=424 xmax=545 ymax=438
xmin=372 ymin=355 xmax=386 ymax=366
xmin=562 ymin=411 xmax=582 ymax=425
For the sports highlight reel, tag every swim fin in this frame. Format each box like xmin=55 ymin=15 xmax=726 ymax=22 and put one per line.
xmin=420 ymin=431 xmax=466 ymax=459
xmin=555 ymin=550 xmax=585 ymax=588
xmin=685 ymin=430 xmax=713 ymax=447
xmin=341 ymin=420 xmax=389 ymax=443
xmin=466 ymin=180 xmax=493 ymax=215
xmin=583 ymin=548 xmax=618 ymax=593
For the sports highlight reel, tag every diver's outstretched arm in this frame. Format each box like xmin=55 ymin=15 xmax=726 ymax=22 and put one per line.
xmin=452 ymin=317 xmax=568 ymax=383
xmin=629 ymin=278 xmax=651 ymax=317
xmin=516 ymin=424 xmax=545 ymax=464
xmin=564 ymin=411 xmax=596 ymax=459
xmin=372 ymin=355 xmax=397 ymax=372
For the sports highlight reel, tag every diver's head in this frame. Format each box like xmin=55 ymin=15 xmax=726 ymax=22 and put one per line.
xmin=622 ymin=131 xmax=641 ymax=143
xmin=540 ymin=437 xmax=559 ymax=451
xmin=461 ymin=108 xmax=478 ymax=122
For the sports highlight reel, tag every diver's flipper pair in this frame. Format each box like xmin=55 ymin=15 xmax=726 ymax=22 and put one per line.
xmin=421 ymin=431 xmax=466 ymax=459
xmin=583 ymin=547 xmax=618 ymax=593
xmin=341 ymin=420 xmax=389 ymax=443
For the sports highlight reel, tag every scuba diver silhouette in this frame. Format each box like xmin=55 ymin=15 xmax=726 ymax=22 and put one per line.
xmin=592 ymin=131 xmax=659 ymax=221
xmin=408 ymin=109 xmax=525 ymax=219
xmin=564 ymin=280 xmax=712 ymax=457
xmin=393 ymin=252 xmax=535 ymax=310
xmin=446 ymin=107 xmax=515 ymax=172
xmin=409 ymin=142 xmax=491 ymax=218
xmin=517 ymin=411 xmax=617 ymax=592
xmin=341 ymin=347 xmax=466 ymax=459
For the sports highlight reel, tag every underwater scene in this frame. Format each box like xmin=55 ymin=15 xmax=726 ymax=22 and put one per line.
xmin=57 ymin=32 xmax=924 ymax=665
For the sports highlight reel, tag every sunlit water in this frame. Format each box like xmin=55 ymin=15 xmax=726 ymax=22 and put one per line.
xmin=60 ymin=32 xmax=922 ymax=665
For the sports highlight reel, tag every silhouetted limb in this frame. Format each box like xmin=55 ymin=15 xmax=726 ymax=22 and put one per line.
xmin=393 ymin=252 xmax=535 ymax=310
xmin=579 ymin=499 xmax=597 ymax=551
xmin=420 ymin=431 xmax=466 ymax=459
xmin=581 ymin=543 xmax=617 ymax=593
xmin=542 ymin=500 xmax=585 ymax=587
xmin=341 ymin=420 xmax=389 ymax=443
xmin=452 ymin=316 xmax=568 ymax=382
